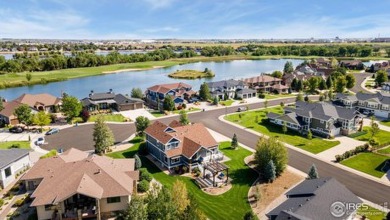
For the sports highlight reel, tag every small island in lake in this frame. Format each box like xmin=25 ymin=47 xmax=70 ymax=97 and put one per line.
xmin=168 ymin=68 xmax=215 ymax=79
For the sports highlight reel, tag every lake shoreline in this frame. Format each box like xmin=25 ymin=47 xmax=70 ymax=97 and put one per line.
xmin=102 ymin=66 xmax=166 ymax=74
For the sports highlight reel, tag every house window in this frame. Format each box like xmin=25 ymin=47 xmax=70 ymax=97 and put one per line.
xmin=164 ymin=156 xmax=168 ymax=163
xmin=4 ymin=167 xmax=11 ymax=178
xmin=107 ymin=197 xmax=121 ymax=204
xmin=171 ymin=157 xmax=180 ymax=164
xmin=45 ymin=205 xmax=55 ymax=211
xmin=320 ymin=120 xmax=324 ymax=124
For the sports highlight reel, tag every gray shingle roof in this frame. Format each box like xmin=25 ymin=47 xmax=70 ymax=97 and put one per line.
xmin=89 ymin=92 xmax=116 ymax=100
xmin=0 ymin=149 xmax=30 ymax=169
xmin=236 ymin=88 xmax=257 ymax=94
xmin=206 ymin=79 xmax=244 ymax=90
xmin=293 ymin=101 xmax=358 ymax=120
xmin=113 ymin=94 xmax=144 ymax=105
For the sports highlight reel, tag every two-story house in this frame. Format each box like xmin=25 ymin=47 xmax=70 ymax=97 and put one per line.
xmin=21 ymin=148 xmax=139 ymax=220
xmin=81 ymin=90 xmax=144 ymax=112
xmin=145 ymin=82 xmax=196 ymax=109
xmin=243 ymin=75 xmax=288 ymax=94
xmin=144 ymin=120 xmax=223 ymax=172
xmin=206 ymin=79 xmax=256 ymax=100
xmin=267 ymin=101 xmax=362 ymax=137
xmin=335 ymin=92 xmax=390 ymax=118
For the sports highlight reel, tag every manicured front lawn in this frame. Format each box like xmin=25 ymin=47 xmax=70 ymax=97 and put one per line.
xmin=219 ymin=100 xmax=235 ymax=106
xmin=379 ymin=120 xmax=390 ymax=127
xmin=0 ymin=141 xmax=30 ymax=149
xmin=264 ymin=94 xmax=295 ymax=100
xmin=340 ymin=152 xmax=389 ymax=178
xmin=172 ymin=107 xmax=201 ymax=114
xmin=107 ymin=141 xmax=258 ymax=220
xmin=358 ymin=205 xmax=387 ymax=220
xmin=353 ymin=126 xmax=390 ymax=147
xmin=225 ymin=107 xmax=339 ymax=154
xmin=378 ymin=146 xmax=390 ymax=155
xmin=88 ymin=114 xmax=126 ymax=122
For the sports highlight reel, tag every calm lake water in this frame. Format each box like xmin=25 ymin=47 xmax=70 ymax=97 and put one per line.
xmin=0 ymin=59 xmax=304 ymax=100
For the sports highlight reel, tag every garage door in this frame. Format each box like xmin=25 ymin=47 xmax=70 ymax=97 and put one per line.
xmin=374 ymin=110 xmax=389 ymax=118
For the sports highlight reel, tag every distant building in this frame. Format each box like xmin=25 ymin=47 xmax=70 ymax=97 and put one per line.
xmin=0 ymin=149 xmax=30 ymax=189
xmin=81 ymin=90 xmax=144 ymax=112
xmin=206 ymin=79 xmax=256 ymax=100
xmin=339 ymin=60 xmax=365 ymax=70
xmin=145 ymin=82 xmax=196 ymax=109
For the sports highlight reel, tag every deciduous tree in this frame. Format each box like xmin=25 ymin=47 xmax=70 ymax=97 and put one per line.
xmin=335 ymin=76 xmax=347 ymax=93
xmin=283 ymin=61 xmax=294 ymax=73
xmin=163 ymin=96 xmax=175 ymax=111
xmin=254 ymin=136 xmax=288 ymax=177
xmin=345 ymin=73 xmax=356 ymax=89
xmin=135 ymin=116 xmax=150 ymax=136
xmin=375 ymin=70 xmax=388 ymax=86
xmin=271 ymin=70 xmax=283 ymax=78
xmin=199 ymin=82 xmax=211 ymax=101
xmin=131 ymin=88 xmax=143 ymax=99
xmin=14 ymin=104 xmax=32 ymax=126
xmin=171 ymin=180 xmax=190 ymax=215
xmin=61 ymin=95 xmax=82 ymax=122
xmin=179 ymin=110 xmax=190 ymax=125
xmin=93 ymin=116 xmax=114 ymax=154
xmin=33 ymin=111 xmax=51 ymax=129
xmin=282 ymin=121 xmax=287 ymax=134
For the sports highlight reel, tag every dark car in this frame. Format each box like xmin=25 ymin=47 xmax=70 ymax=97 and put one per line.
xmin=46 ymin=128 xmax=60 ymax=135
xmin=9 ymin=126 xmax=24 ymax=133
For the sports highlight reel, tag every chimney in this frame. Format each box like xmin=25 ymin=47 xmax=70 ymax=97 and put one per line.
xmin=89 ymin=90 xmax=94 ymax=97
xmin=109 ymin=88 xmax=113 ymax=94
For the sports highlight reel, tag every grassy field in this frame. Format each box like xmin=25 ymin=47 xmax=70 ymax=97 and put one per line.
xmin=88 ymin=114 xmax=126 ymax=122
xmin=225 ymin=107 xmax=340 ymax=154
xmin=353 ymin=126 xmax=390 ymax=146
xmin=219 ymin=99 xmax=235 ymax=106
xmin=0 ymin=141 xmax=30 ymax=149
xmin=107 ymin=140 xmax=258 ymax=220
xmin=341 ymin=152 xmax=389 ymax=178
xmin=168 ymin=69 xmax=214 ymax=79
xmin=378 ymin=146 xmax=390 ymax=155
xmin=357 ymin=205 xmax=387 ymax=220
xmin=264 ymin=93 xmax=295 ymax=100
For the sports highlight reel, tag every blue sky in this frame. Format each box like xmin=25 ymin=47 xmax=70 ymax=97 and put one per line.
xmin=1 ymin=0 xmax=390 ymax=39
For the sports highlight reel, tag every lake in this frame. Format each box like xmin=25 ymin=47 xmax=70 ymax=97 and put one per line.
xmin=0 ymin=59 xmax=304 ymax=100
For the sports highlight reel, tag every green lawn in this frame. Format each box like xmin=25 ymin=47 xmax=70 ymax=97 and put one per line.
xmin=152 ymin=107 xmax=201 ymax=118
xmin=379 ymin=120 xmax=390 ymax=127
xmin=219 ymin=100 xmax=235 ymax=106
xmin=168 ymin=69 xmax=214 ymax=79
xmin=353 ymin=126 xmax=390 ymax=147
xmin=358 ymin=205 xmax=387 ymax=220
xmin=88 ymin=114 xmax=126 ymax=122
xmin=264 ymin=94 xmax=295 ymax=100
xmin=0 ymin=141 xmax=30 ymax=149
xmin=172 ymin=107 xmax=201 ymax=114
xmin=107 ymin=141 xmax=258 ymax=220
xmin=225 ymin=107 xmax=339 ymax=154
xmin=341 ymin=152 xmax=389 ymax=178
xmin=377 ymin=146 xmax=390 ymax=155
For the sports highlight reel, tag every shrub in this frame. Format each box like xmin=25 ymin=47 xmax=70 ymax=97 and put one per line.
xmin=9 ymin=143 xmax=20 ymax=149
xmin=192 ymin=167 xmax=200 ymax=173
xmin=14 ymin=199 xmax=24 ymax=207
xmin=137 ymin=180 xmax=150 ymax=193
xmin=139 ymin=168 xmax=152 ymax=182
xmin=335 ymin=144 xmax=370 ymax=162
xmin=181 ymin=103 xmax=187 ymax=109
xmin=182 ymin=166 xmax=188 ymax=173
xmin=0 ymin=199 xmax=4 ymax=207
xmin=258 ymin=93 xmax=265 ymax=99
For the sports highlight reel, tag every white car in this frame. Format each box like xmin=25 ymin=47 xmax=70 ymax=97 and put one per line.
xmin=36 ymin=137 xmax=45 ymax=145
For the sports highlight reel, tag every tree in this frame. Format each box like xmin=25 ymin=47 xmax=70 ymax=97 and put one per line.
xmin=375 ymin=70 xmax=388 ymax=86
xmin=282 ymin=121 xmax=287 ymax=134
xmin=131 ymin=88 xmax=143 ymax=99
xmin=93 ymin=116 xmax=114 ymax=154
xmin=271 ymin=70 xmax=283 ymax=78
xmin=26 ymin=73 xmax=32 ymax=82
xmin=213 ymin=96 xmax=219 ymax=105
xmin=264 ymin=160 xmax=276 ymax=182
xmin=134 ymin=154 xmax=142 ymax=170
xmin=14 ymin=104 xmax=32 ymax=126
xmin=147 ymin=187 xmax=177 ymax=219
xmin=199 ymin=82 xmax=211 ymax=101
xmin=122 ymin=195 xmax=147 ymax=220
xmin=307 ymin=130 xmax=312 ymax=140
xmin=330 ymin=57 xmax=338 ymax=68
xmin=264 ymin=100 xmax=268 ymax=110
xmin=33 ymin=111 xmax=51 ymax=129
xmin=291 ymin=78 xmax=298 ymax=91
xmin=243 ymin=211 xmax=259 ymax=220
xmin=304 ymin=96 xmax=309 ymax=102
xmin=307 ymin=77 xmax=319 ymax=93
xmin=135 ymin=116 xmax=150 ymax=136
xmin=335 ymin=76 xmax=347 ymax=93
xmin=328 ymin=87 xmax=334 ymax=100
xmin=307 ymin=164 xmax=319 ymax=179
xmin=370 ymin=116 xmax=380 ymax=139
xmin=0 ymin=97 xmax=3 ymax=111
xmin=283 ymin=61 xmax=294 ymax=73
xmin=280 ymin=102 xmax=284 ymax=108
xmin=319 ymin=93 xmax=324 ymax=101
xmin=163 ymin=95 xmax=175 ymax=111
xmin=231 ymin=133 xmax=238 ymax=149
xmin=61 ymin=95 xmax=82 ymax=122
xmin=254 ymin=136 xmax=288 ymax=177
xmin=319 ymin=78 xmax=327 ymax=90
xmin=296 ymin=92 xmax=304 ymax=101
xmin=345 ymin=73 xmax=356 ymax=89
xmin=297 ymin=79 xmax=304 ymax=91
xmin=179 ymin=110 xmax=190 ymax=125
xmin=326 ymin=76 xmax=333 ymax=89
xmin=171 ymin=180 xmax=190 ymax=215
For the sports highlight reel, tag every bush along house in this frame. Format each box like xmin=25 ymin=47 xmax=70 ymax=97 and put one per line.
xmin=144 ymin=120 xmax=224 ymax=172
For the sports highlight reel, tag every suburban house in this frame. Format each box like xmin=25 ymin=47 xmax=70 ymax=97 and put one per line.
xmin=0 ymin=100 xmax=25 ymax=125
xmin=81 ymin=90 xmax=144 ymax=112
xmin=283 ymin=64 xmax=331 ymax=89
xmin=145 ymin=82 xmax=196 ymax=109
xmin=339 ymin=60 xmax=365 ymax=70
xmin=266 ymin=177 xmax=361 ymax=220
xmin=243 ymin=75 xmax=288 ymax=94
xmin=144 ymin=120 xmax=223 ymax=172
xmin=267 ymin=101 xmax=362 ymax=137
xmin=0 ymin=149 xmax=30 ymax=189
xmin=21 ymin=148 xmax=139 ymax=220
xmin=335 ymin=92 xmax=390 ymax=118
xmin=206 ymin=79 xmax=256 ymax=100
xmin=369 ymin=61 xmax=390 ymax=73
xmin=14 ymin=93 xmax=62 ymax=113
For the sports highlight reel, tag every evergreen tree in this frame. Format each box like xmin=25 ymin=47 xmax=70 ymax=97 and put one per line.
xmin=319 ymin=78 xmax=327 ymax=90
xmin=297 ymin=79 xmax=304 ymax=91
xmin=231 ymin=133 xmax=238 ymax=149
xmin=199 ymin=82 xmax=211 ymax=101
xmin=264 ymin=160 xmax=276 ymax=183
xmin=134 ymin=154 xmax=142 ymax=170
xmin=307 ymin=130 xmax=312 ymax=140
xmin=163 ymin=95 xmax=175 ymax=111
xmin=179 ymin=110 xmax=190 ymax=125
xmin=282 ymin=121 xmax=287 ymax=134
xmin=283 ymin=61 xmax=294 ymax=73
xmin=213 ymin=96 xmax=219 ymax=105
xmin=93 ymin=116 xmax=114 ymax=154
xmin=307 ymin=164 xmax=319 ymax=179
xmin=291 ymin=78 xmax=298 ymax=91
xmin=326 ymin=76 xmax=333 ymax=89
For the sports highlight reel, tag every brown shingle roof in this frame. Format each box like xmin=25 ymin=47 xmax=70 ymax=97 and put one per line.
xmin=0 ymin=100 xmax=23 ymax=117
xmin=147 ymin=82 xmax=192 ymax=94
xmin=21 ymin=148 xmax=136 ymax=206
xmin=15 ymin=93 xmax=61 ymax=108
xmin=244 ymin=75 xmax=282 ymax=84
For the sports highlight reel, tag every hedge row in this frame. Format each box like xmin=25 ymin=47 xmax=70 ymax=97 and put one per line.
xmin=335 ymin=144 xmax=370 ymax=162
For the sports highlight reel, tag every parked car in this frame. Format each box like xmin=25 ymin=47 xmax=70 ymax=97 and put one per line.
xmin=36 ymin=137 xmax=45 ymax=145
xmin=46 ymin=128 xmax=60 ymax=135
xmin=9 ymin=126 xmax=24 ymax=133
xmin=237 ymin=107 xmax=247 ymax=112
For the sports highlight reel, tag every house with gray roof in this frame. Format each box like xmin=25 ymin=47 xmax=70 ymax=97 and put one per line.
xmin=81 ymin=89 xmax=144 ymax=112
xmin=335 ymin=92 xmax=390 ymax=118
xmin=267 ymin=101 xmax=362 ymax=137
xmin=267 ymin=177 xmax=361 ymax=220
xmin=0 ymin=148 xmax=31 ymax=189
xmin=206 ymin=79 xmax=256 ymax=100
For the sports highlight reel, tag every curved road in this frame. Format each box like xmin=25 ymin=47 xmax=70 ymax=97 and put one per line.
xmin=351 ymin=72 xmax=374 ymax=94
xmin=45 ymin=97 xmax=390 ymax=205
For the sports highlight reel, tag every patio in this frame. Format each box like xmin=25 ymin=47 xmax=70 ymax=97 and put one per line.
xmin=195 ymin=160 xmax=229 ymax=188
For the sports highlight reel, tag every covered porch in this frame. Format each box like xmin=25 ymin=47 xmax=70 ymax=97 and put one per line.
xmin=195 ymin=160 xmax=229 ymax=188
xmin=60 ymin=194 xmax=99 ymax=220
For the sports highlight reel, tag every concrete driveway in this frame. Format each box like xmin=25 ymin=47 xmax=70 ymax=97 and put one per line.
xmin=118 ymin=108 xmax=156 ymax=121
xmin=0 ymin=130 xmax=42 ymax=142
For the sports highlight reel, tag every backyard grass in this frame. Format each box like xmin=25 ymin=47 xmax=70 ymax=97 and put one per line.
xmin=168 ymin=69 xmax=214 ymax=79
xmin=357 ymin=205 xmax=387 ymax=220
xmin=225 ymin=107 xmax=340 ymax=154
xmin=340 ymin=152 xmax=389 ymax=178
xmin=88 ymin=114 xmax=126 ymax=122
xmin=40 ymin=149 xmax=58 ymax=159
xmin=0 ymin=141 xmax=30 ymax=149
xmin=353 ymin=126 xmax=390 ymax=147
xmin=219 ymin=99 xmax=235 ymax=106
xmin=377 ymin=146 xmax=390 ymax=155
xmin=107 ymin=141 xmax=258 ymax=220
xmin=264 ymin=93 xmax=295 ymax=100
